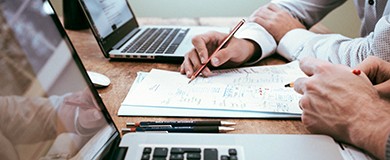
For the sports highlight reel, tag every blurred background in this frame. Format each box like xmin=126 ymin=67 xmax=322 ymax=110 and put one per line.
xmin=51 ymin=0 xmax=360 ymax=38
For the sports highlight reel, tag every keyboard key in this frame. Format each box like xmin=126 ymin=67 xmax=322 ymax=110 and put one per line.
xmin=228 ymin=148 xmax=237 ymax=155
xmin=170 ymin=148 xmax=201 ymax=154
xmin=230 ymin=155 xmax=238 ymax=160
xmin=169 ymin=154 xmax=184 ymax=160
xmin=187 ymin=153 xmax=201 ymax=160
xmin=143 ymin=147 xmax=152 ymax=154
xmin=141 ymin=154 xmax=150 ymax=160
xmin=204 ymin=148 xmax=218 ymax=160
xmin=220 ymin=155 xmax=229 ymax=160
xmin=153 ymin=147 xmax=168 ymax=157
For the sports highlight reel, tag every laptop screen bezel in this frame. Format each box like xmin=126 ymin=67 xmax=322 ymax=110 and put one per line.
xmin=78 ymin=0 xmax=139 ymax=58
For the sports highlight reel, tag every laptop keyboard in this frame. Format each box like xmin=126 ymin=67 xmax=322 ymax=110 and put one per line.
xmin=122 ymin=28 xmax=189 ymax=54
xmin=140 ymin=147 xmax=239 ymax=160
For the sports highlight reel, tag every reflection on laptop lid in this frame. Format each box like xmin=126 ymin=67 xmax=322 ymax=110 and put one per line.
xmin=78 ymin=0 xmax=229 ymax=62
xmin=0 ymin=0 xmax=122 ymax=159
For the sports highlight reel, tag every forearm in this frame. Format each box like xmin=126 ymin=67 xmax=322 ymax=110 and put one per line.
xmin=277 ymin=15 xmax=390 ymax=67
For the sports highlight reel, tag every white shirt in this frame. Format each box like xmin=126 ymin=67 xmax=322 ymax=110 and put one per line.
xmin=236 ymin=0 xmax=390 ymax=67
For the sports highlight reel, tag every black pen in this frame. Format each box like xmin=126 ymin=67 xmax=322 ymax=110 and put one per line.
xmin=126 ymin=121 xmax=236 ymax=127
xmin=122 ymin=126 xmax=234 ymax=133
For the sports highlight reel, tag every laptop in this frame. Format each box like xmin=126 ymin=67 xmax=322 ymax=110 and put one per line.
xmin=77 ymin=0 xmax=229 ymax=62
xmin=0 ymin=1 xmax=367 ymax=160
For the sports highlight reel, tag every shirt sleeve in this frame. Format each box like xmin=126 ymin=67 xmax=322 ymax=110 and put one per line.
xmin=234 ymin=22 xmax=277 ymax=65
xmin=0 ymin=96 xmax=57 ymax=144
xmin=277 ymin=15 xmax=390 ymax=67
xmin=272 ymin=0 xmax=346 ymax=28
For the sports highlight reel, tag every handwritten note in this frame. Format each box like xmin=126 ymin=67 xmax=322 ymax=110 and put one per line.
xmin=122 ymin=61 xmax=306 ymax=114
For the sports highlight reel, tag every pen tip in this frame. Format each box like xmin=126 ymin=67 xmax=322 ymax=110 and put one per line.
xmin=284 ymin=82 xmax=294 ymax=88
xmin=121 ymin=128 xmax=132 ymax=133
xmin=126 ymin=122 xmax=136 ymax=126
xmin=221 ymin=121 xmax=236 ymax=126
xmin=219 ymin=126 xmax=235 ymax=132
xmin=188 ymin=77 xmax=195 ymax=84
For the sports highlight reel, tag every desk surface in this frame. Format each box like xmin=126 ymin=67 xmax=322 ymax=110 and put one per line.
xmin=65 ymin=17 xmax=317 ymax=135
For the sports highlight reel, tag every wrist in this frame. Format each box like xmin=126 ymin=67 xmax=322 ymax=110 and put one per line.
xmin=244 ymin=39 xmax=262 ymax=65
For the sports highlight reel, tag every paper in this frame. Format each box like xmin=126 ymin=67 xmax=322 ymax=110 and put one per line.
xmin=121 ymin=61 xmax=305 ymax=115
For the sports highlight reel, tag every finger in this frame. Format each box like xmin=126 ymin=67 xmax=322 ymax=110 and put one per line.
xmin=201 ymin=67 xmax=213 ymax=77
xmin=192 ymin=34 xmax=211 ymax=63
xmin=354 ymin=56 xmax=380 ymax=80
xmin=188 ymin=48 xmax=214 ymax=77
xmin=250 ymin=16 xmax=267 ymax=27
xmin=298 ymin=57 xmax=330 ymax=76
xmin=374 ymin=80 xmax=390 ymax=99
xmin=181 ymin=50 xmax=197 ymax=77
xmin=355 ymin=56 xmax=390 ymax=84
xmin=256 ymin=8 xmax=274 ymax=20
xmin=267 ymin=3 xmax=283 ymax=12
xmin=192 ymin=32 xmax=225 ymax=64
xmin=179 ymin=62 xmax=185 ymax=74
xmin=210 ymin=48 xmax=230 ymax=67
xmin=293 ymin=77 xmax=308 ymax=95
xmin=299 ymin=95 xmax=310 ymax=110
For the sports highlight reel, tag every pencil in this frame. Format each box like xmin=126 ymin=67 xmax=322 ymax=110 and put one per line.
xmin=284 ymin=69 xmax=362 ymax=87
xmin=188 ymin=19 xmax=246 ymax=84
xmin=284 ymin=82 xmax=294 ymax=88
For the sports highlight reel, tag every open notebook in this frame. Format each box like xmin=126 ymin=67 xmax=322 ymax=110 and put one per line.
xmin=119 ymin=61 xmax=305 ymax=118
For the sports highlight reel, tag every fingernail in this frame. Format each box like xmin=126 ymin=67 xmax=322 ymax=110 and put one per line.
xmin=186 ymin=70 xmax=191 ymax=77
xmin=211 ymin=57 xmax=219 ymax=66
xmin=200 ymin=57 xmax=205 ymax=64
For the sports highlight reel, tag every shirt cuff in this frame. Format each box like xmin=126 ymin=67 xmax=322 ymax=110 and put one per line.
xmin=277 ymin=29 xmax=316 ymax=61
xmin=235 ymin=22 xmax=277 ymax=65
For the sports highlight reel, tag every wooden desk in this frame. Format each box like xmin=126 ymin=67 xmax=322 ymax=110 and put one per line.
xmin=65 ymin=17 xmax=311 ymax=135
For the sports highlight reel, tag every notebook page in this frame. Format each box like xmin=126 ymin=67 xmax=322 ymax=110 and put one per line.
xmin=122 ymin=61 xmax=305 ymax=114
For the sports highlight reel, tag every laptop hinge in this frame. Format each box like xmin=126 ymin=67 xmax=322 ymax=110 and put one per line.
xmin=113 ymin=28 xmax=140 ymax=50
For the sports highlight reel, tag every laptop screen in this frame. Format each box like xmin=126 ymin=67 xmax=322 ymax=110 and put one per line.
xmin=81 ymin=0 xmax=133 ymax=39
xmin=79 ymin=0 xmax=140 ymax=56
xmin=0 ymin=0 xmax=118 ymax=159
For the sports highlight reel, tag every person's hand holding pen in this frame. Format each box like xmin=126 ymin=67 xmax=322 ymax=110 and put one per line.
xmin=180 ymin=19 xmax=261 ymax=79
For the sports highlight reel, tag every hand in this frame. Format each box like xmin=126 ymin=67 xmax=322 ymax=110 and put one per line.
xmin=355 ymin=56 xmax=390 ymax=100
xmin=180 ymin=31 xmax=259 ymax=78
xmin=293 ymin=57 xmax=390 ymax=159
xmin=249 ymin=3 xmax=305 ymax=43
xmin=57 ymin=88 xmax=106 ymax=136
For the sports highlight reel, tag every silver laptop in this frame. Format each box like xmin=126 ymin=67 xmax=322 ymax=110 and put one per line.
xmin=77 ymin=0 xmax=229 ymax=62
xmin=0 ymin=1 xmax=359 ymax=160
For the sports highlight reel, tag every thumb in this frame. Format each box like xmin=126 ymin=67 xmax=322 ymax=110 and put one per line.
xmin=76 ymin=108 xmax=105 ymax=135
